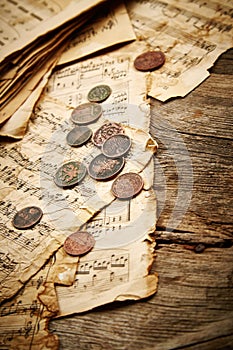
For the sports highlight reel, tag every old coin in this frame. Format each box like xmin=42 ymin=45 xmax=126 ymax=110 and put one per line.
xmin=63 ymin=231 xmax=95 ymax=256
xmin=87 ymin=84 xmax=111 ymax=103
xmin=102 ymin=134 xmax=131 ymax=158
xmin=88 ymin=153 xmax=124 ymax=180
xmin=92 ymin=122 xmax=125 ymax=147
xmin=134 ymin=51 xmax=165 ymax=71
xmin=12 ymin=206 xmax=43 ymax=229
xmin=71 ymin=102 xmax=102 ymax=125
xmin=66 ymin=126 xmax=92 ymax=147
xmin=111 ymin=173 xmax=144 ymax=199
xmin=54 ymin=161 xmax=86 ymax=187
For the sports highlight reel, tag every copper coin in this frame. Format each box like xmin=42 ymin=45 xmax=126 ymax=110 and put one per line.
xmin=111 ymin=173 xmax=144 ymax=199
xmin=102 ymin=134 xmax=131 ymax=158
xmin=92 ymin=122 xmax=125 ymax=147
xmin=63 ymin=231 xmax=95 ymax=256
xmin=54 ymin=161 xmax=86 ymax=187
xmin=134 ymin=51 xmax=165 ymax=71
xmin=88 ymin=154 xmax=124 ymax=180
xmin=66 ymin=126 xmax=92 ymax=147
xmin=71 ymin=102 xmax=102 ymax=125
xmin=12 ymin=206 xmax=43 ymax=229
xmin=87 ymin=84 xmax=111 ymax=103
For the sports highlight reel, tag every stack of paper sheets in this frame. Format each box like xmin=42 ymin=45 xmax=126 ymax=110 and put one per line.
xmin=0 ymin=0 xmax=107 ymax=124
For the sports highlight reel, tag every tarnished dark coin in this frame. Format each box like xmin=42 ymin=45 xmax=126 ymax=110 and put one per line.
xmin=92 ymin=122 xmax=125 ymax=147
xmin=134 ymin=51 xmax=165 ymax=71
xmin=54 ymin=161 xmax=86 ymax=187
xmin=88 ymin=154 xmax=124 ymax=180
xmin=66 ymin=126 xmax=92 ymax=147
xmin=71 ymin=102 xmax=102 ymax=125
xmin=87 ymin=84 xmax=111 ymax=103
xmin=102 ymin=134 xmax=131 ymax=158
xmin=12 ymin=206 xmax=43 ymax=229
xmin=63 ymin=231 xmax=95 ymax=256
xmin=111 ymin=173 xmax=144 ymax=199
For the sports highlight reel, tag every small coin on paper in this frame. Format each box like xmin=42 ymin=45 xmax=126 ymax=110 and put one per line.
xmin=102 ymin=134 xmax=131 ymax=158
xmin=63 ymin=231 xmax=95 ymax=256
xmin=88 ymin=153 xmax=124 ymax=180
xmin=93 ymin=122 xmax=125 ymax=147
xmin=12 ymin=206 xmax=43 ymax=229
xmin=111 ymin=173 xmax=144 ymax=199
xmin=87 ymin=84 xmax=111 ymax=103
xmin=54 ymin=161 xmax=86 ymax=187
xmin=71 ymin=102 xmax=102 ymax=125
xmin=134 ymin=51 xmax=165 ymax=71
xmin=66 ymin=126 xmax=92 ymax=147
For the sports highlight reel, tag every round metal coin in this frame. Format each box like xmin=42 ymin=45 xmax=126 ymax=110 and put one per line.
xmin=102 ymin=134 xmax=131 ymax=158
xmin=111 ymin=173 xmax=144 ymax=199
xmin=134 ymin=51 xmax=165 ymax=71
xmin=71 ymin=102 xmax=102 ymax=125
xmin=12 ymin=206 xmax=43 ymax=229
xmin=92 ymin=122 xmax=125 ymax=147
xmin=66 ymin=126 xmax=92 ymax=147
xmin=54 ymin=161 xmax=86 ymax=187
xmin=87 ymin=84 xmax=111 ymax=103
xmin=63 ymin=231 xmax=95 ymax=256
xmin=88 ymin=154 xmax=124 ymax=180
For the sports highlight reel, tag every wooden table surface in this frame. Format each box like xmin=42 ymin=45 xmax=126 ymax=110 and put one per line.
xmin=49 ymin=49 xmax=233 ymax=350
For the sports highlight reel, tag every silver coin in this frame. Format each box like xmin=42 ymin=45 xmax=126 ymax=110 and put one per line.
xmin=66 ymin=126 xmax=92 ymax=147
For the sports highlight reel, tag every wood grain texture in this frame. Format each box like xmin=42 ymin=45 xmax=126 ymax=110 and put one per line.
xmin=49 ymin=49 xmax=233 ymax=349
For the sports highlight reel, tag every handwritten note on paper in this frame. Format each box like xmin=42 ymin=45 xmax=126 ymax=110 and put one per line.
xmin=58 ymin=0 xmax=136 ymax=65
xmin=125 ymin=0 xmax=233 ymax=101
xmin=0 ymin=248 xmax=78 ymax=350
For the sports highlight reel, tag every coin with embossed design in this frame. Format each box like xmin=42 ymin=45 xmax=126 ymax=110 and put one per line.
xmin=66 ymin=126 xmax=92 ymax=147
xmin=63 ymin=231 xmax=95 ymax=256
xmin=134 ymin=51 xmax=165 ymax=71
xmin=12 ymin=206 xmax=43 ymax=229
xmin=54 ymin=161 xmax=86 ymax=187
xmin=87 ymin=84 xmax=111 ymax=103
xmin=92 ymin=122 xmax=124 ymax=147
xmin=71 ymin=102 xmax=102 ymax=125
xmin=111 ymin=173 xmax=144 ymax=199
xmin=102 ymin=134 xmax=131 ymax=158
xmin=88 ymin=154 xmax=124 ymax=180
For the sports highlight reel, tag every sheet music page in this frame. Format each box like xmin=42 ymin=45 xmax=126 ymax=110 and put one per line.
xmin=56 ymin=159 xmax=158 ymax=316
xmin=0 ymin=86 xmax=156 ymax=303
xmin=0 ymin=248 xmax=78 ymax=350
xmin=58 ymin=0 xmax=136 ymax=65
xmin=125 ymin=0 xmax=233 ymax=101
xmin=0 ymin=0 xmax=106 ymax=62
xmin=46 ymin=49 xmax=151 ymax=132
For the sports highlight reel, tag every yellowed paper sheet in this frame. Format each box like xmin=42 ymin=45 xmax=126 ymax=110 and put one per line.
xmin=58 ymin=0 xmax=136 ymax=65
xmin=0 ymin=94 xmax=156 ymax=303
xmin=125 ymin=0 xmax=233 ymax=101
xmin=55 ymin=157 xmax=158 ymax=315
xmin=0 ymin=0 xmax=106 ymax=62
xmin=0 ymin=248 xmax=78 ymax=350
